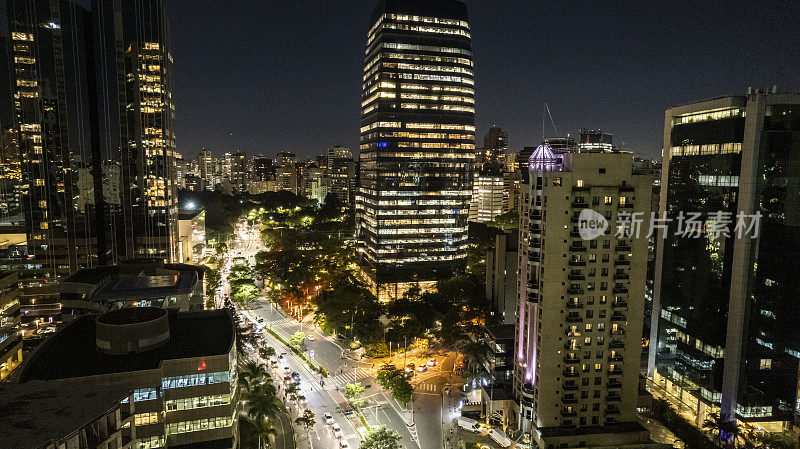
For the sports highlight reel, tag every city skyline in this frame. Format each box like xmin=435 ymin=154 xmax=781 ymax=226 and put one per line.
xmin=165 ymin=1 xmax=800 ymax=160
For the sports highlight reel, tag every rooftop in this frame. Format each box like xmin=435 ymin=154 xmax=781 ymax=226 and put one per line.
xmin=0 ymin=380 xmax=131 ymax=449
xmin=20 ymin=309 xmax=234 ymax=382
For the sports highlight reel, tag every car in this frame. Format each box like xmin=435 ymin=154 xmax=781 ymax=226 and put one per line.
xmin=269 ymin=359 xmax=278 ymax=367
xmin=339 ymin=439 xmax=350 ymax=448
xmin=291 ymin=372 xmax=301 ymax=382
xmin=307 ymin=334 xmax=315 ymax=341
xmin=427 ymin=358 xmax=437 ymax=367
xmin=332 ymin=423 xmax=343 ymax=438
xmin=324 ymin=412 xmax=334 ymax=424
xmin=283 ymin=366 xmax=291 ymax=374
xmin=416 ymin=365 xmax=427 ymax=373
xmin=283 ymin=374 xmax=294 ymax=384
xmin=278 ymin=354 xmax=285 ymax=362
xmin=342 ymin=409 xmax=354 ymax=417
xmin=404 ymin=363 xmax=415 ymax=372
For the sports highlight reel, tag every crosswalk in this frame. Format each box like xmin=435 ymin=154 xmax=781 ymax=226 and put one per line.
xmin=326 ymin=370 xmax=359 ymax=388
xmin=415 ymin=382 xmax=438 ymax=393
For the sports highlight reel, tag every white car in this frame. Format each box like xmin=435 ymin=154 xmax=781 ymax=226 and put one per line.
xmin=339 ymin=440 xmax=349 ymax=448
xmin=332 ymin=423 xmax=343 ymax=438
xmin=283 ymin=366 xmax=291 ymax=374
xmin=324 ymin=412 xmax=334 ymax=424
xmin=307 ymin=334 xmax=315 ymax=341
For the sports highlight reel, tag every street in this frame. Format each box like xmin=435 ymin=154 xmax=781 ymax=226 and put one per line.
xmin=217 ymin=218 xmax=465 ymax=449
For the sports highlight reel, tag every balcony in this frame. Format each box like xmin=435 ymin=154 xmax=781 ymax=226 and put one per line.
xmin=609 ymin=339 xmax=625 ymax=349
xmin=569 ymin=245 xmax=587 ymax=252
xmin=614 ymin=260 xmax=631 ymax=266
xmin=613 ymin=287 xmax=629 ymax=294
xmin=618 ymin=203 xmax=633 ymax=209
xmin=565 ymin=314 xmax=583 ymax=323
xmin=562 ymin=396 xmax=578 ymax=404
xmin=566 ymin=287 xmax=584 ymax=295
xmin=605 ymin=408 xmax=621 ymax=415
xmin=611 ymin=314 xmax=627 ymax=322
xmin=612 ymin=300 xmax=627 ymax=308
xmin=613 ymin=274 xmax=629 ymax=280
xmin=561 ymin=409 xmax=578 ymax=417
xmin=571 ymin=201 xmax=589 ymax=208
xmin=608 ymin=368 xmax=624 ymax=376
xmin=562 ymin=383 xmax=579 ymax=391
xmin=563 ymin=355 xmax=581 ymax=364
xmin=566 ymin=301 xmax=583 ymax=309
xmin=563 ymin=369 xmax=580 ymax=378
xmin=570 ymin=230 xmax=582 ymax=238
xmin=607 ymin=381 xmax=622 ymax=389
xmin=568 ymin=260 xmax=586 ymax=267
xmin=611 ymin=329 xmax=626 ymax=336
xmin=564 ymin=342 xmax=580 ymax=351
xmin=614 ymin=245 xmax=631 ymax=252
xmin=619 ymin=186 xmax=635 ymax=192
xmin=568 ymin=273 xmax=585 ymax=281
xmin=606 ymin=395 xmax=622 ymax=402
xmin=609 ymin=354 xmax=624 ymax=362
xmin=528 ymin=255 xmax=541 ymax=263
xmin=531 ymin=212 xmax=543 ymax=221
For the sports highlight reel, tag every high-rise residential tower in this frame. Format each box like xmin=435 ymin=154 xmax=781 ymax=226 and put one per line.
xmin=649 ymin=89 xmax=800 ymax=427
xmin=356 ymin=0 xmax=475 ymax=301
xmin=93 ymin=0 xmax=177 ymax=264
xmin=515 ymin=147 xmax=659 ymax=448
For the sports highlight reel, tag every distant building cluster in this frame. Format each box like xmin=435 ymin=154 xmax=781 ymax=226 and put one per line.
xmin=179 ymin=145 xmax=358 ymax=206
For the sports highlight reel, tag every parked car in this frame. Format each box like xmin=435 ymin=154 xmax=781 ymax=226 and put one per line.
xmin=332 ymin=423 xmax=343 ymax=438
xmin=324 ymin=412 xmax=334 ymax=424
xmin=489 ymin=428 xmax=512 ymax=447
xmin=307 ymin=334 xmax=315 ymax=341
xmin=283 ymin=366 xmax=291 ymax=374
xmin=457 ymin=417 xmax=481 ymax=433
xmin=339 ymin=440 xmax=350 ymax=448
xmin=427 ymin=358 xmax=437 ymax=367
xmin=416 ymin=365 xmax=427 ymax=373
xmin=291 ymin=372 xmax=301 ymax=382
xmin=404 ymin=363 xmax=415 ymax=372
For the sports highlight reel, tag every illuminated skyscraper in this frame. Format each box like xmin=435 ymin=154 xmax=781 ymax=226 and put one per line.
xmin=93 ymin=0 xmax=177 ymax=263
xmin=356 ymin=0 xmax=475 ymax=301
xmin=2 ymin=0 xmax=100 ymax=302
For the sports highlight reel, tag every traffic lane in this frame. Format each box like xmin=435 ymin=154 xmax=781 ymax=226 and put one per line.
xmin=413 ymin=378 xmax=444 ymax=449
xmin=365 ymin=394 xmax=419 ymax=449
xmin=307 ymin=389 xmax=361 ymax=449
xmin=272 ymin=408 xmax=294 ymax=449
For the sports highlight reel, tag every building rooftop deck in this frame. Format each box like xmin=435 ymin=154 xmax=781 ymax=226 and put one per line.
xmin=20 ymin=309 xmax=233 ymax=381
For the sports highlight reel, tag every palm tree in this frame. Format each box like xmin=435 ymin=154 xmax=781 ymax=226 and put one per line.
xmin=248 ymin=383 xmax=284 ymax=422
xmin=245 ymin=417 xmax=278 ymax=449
xmin=240 ymin=360 xmax=270 ymax=394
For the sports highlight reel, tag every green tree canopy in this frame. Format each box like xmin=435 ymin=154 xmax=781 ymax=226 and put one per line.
xmin=360 ymin=426 xmax=402 ymax=449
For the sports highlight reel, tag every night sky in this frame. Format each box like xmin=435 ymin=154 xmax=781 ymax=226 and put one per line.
xmin=167 ymin=1 xmax=800 ymax=160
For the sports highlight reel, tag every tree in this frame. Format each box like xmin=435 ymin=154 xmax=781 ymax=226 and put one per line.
xmin=702 ymin=412 xmax=739 ymax=448
xmin=231 ymin=278 xmax=259 ymax=305
xmin=344 ymin=382 xmax=365 ymax=410
xmin=240 ymin=360 xmax=270 ymax=393
xmin=487 ymin=210 xmax=519 ymax=231
xmin=248 ymin=383 xmax=284 ymax=422
xmin=259 ymin=346 xmax=276 ymax=359
xmin=294 ymin=409 xmax=316 ymax=443
xmin=375 ymin=365 xmax=414 ymax=406
xmin=289 ymin=331 xmax=306 ymax=350
xmin=244 ymin=417 xmax=278 ymax=449
xmin=284 ymin=382 xmax=299 ymax=402
xmin=360 ymin=426 xmax=402 ymax=449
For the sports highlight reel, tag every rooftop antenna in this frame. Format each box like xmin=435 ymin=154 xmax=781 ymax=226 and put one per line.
xmin=546 ymin=103 xmax=559 ymax=137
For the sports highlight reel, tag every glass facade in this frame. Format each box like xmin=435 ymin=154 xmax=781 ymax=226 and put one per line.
xmin=650 ymin=93 xmax=800 ymax=424
xmin=356 ymin=0 xmax=474 ymax=291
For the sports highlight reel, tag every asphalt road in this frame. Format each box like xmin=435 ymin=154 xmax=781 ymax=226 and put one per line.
xmin=227 ymin=220 xmax=457 ymax=449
